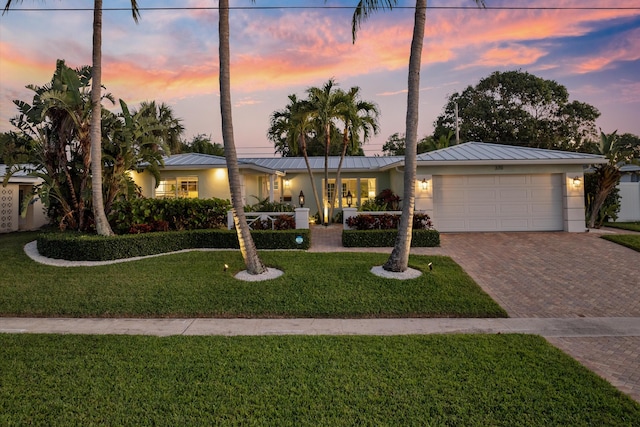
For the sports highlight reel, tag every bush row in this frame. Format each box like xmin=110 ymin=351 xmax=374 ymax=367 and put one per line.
xmin=346 ymin=213 xmax=434 ymax=230
xmin=109 ymin=198 xmax=231 ymax=234
xmin=342 ymin=229 xmax=440 ymax=248
xmin=37 ymin=229 xmax=311 ymax=261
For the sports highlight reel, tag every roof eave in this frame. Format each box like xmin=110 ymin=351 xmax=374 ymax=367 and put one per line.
xmin=416 ymin=158 xmax=609 ymax=166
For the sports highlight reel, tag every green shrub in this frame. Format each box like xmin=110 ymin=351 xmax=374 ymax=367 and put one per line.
xmin=37 ymin=229 xmax=311 ymax=261
xmin=342 ymin=229 xmax=440 ymax=247
xmin=109 ymin=198 xmax=231 ymax=234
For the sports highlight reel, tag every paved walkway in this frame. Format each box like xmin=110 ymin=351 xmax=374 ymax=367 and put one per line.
xmin=2 ymin=225 xmax=640 ymax=402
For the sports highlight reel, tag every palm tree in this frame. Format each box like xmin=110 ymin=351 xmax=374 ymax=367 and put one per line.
xmin=306 ymin=79 xmax=348 ymax=223
xmin=268 ymin=94 xmax=323 ymax=218
xmin=586 ymin=130 xmax=639 ymax=228
xmin=219 ymin=0 xmax=266 ymax=275
xmin=90 ymin=0 xmax=140 ymax=236
xmin=352 ymin=0 xmax=484 ymax=272
xmin=3 ymin=0 xmax=140 ymax=236
xmin=331 ymin=86 xmax=379 ymax=219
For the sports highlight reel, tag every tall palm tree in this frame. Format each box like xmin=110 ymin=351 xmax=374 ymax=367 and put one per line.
xmin=219 ymin=0 xmax=266 ymax=275
xmin=90 ymin=0 xmax=139 ymax=236
xmin=306 ymin=79 xmax=347 ymax=223
xmin=331 ymin=86 xmax=379 ymax=218
xmin=3 ymin=0 xmax=140 ymax=236
xmin=353 ymin=0 xmax=484 ymax=272
xmin=268 ymin=94 xmax=323 ymax=218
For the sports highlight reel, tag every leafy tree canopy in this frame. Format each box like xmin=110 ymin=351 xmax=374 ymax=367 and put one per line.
xmin=382 ymin=131 xmax=454 ymax=156
xmin=179 ymin=134 xmax=225 ymax=156
xmin=434 ymin=70 xmax=600 ymax=150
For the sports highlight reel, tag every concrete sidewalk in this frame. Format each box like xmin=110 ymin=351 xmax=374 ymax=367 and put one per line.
xmin=2 ymin=317 xmax=640 ymax=338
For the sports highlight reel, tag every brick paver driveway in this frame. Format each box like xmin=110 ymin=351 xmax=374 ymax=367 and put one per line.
xmin=437 ymin=231 xmax=640 ymax=402
xmin=439 ymin=231 xmax=640 ymax=318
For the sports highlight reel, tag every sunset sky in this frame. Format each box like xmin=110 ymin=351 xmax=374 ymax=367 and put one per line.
xmin=1 ymin=0 xmax=639 ymax=156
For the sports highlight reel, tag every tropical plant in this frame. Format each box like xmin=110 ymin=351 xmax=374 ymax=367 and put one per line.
xmin=268 ymin=94 xmax=323 ymax=222
xmin=101 ymin=99 xmax=170 ymax=213
xmin=330 ymin=86 xmax=380 ymax=219
xmin=353 ymin=0 xmax=485 ymax=272
xmin=2 ymin=60 xmax=108 ymax=230
xmin=219 ymin=0 xmax=266 ymax=275
xmin=3 ymin=0 xmax=141 ymax=236
xmin=586 ymin=130 xmax=640 ymax=228
xmin=382 ymin=131 xmax=453 ymax=156
xmin=306 ymin=79 xmax=350 ymax=224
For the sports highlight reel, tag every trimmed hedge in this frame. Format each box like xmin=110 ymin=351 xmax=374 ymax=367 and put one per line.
xmin=37 ymin=229 xmax=311 ymax=261
xmin=342 ymin=229 xmax=440 ymax=248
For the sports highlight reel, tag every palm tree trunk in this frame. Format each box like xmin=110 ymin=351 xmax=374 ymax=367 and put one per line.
xmin=219 ymin=0 xmax=266 ymax=275
xmin=90 ymin=0 xmax=114 ymax=236
xmin=329 ymin=128 xmax=349 ymax=220
xmin=383 ymin=0 xmax=426 ymax=272
xmin=323 ymin=124 xmax=331 ymax=224
xmin=300 ymin=135 xmax=322 ymax=220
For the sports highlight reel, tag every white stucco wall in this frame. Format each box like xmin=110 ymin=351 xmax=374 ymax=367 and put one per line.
xmin=616 ymin=182 xmax=640 ymax=222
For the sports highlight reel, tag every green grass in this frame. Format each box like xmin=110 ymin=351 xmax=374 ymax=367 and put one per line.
xmin=0 ymin=232 xmax=506 ymax=318
xmin=605 ymin=221 xmax=640 ymax=232
xmin=602 ymin=234 xmax=640 ymax=252
xmin=1 ymin=334 xmax=638 ymax=426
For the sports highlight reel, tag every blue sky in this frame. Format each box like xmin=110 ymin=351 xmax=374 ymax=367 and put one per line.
xmin=1 ymin=0 xmax=639 ymax=156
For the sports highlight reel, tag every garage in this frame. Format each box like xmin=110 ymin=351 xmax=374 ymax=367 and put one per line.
xmin=433 ymin=174 xmax=564 ymax=232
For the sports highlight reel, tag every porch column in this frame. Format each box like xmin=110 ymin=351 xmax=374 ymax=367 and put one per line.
xmin=563 ymin=172 xmax=586 ymax=232
xmin=295 ymin=208 xmax=309 ymax=229
xmin=342 ymin=207 xmax=358 ymax=230
xmin=415 ymin=175 xmax=433 ymax=217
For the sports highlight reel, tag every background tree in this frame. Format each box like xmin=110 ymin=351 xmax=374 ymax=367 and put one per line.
xmin=219 ymin=0 xmax=266 ymax=275
xmin=180 ymin=134 xmax=225 ymax=156
xmin=382 ymin=131 xmax=453 ymax=156
xmin=101 ymin=99 xmax=169 ymax=212
xmin=586 ymin=130 xmax=640 ymax=228
xmin=434 ymin=70 xmax=600 ymax=149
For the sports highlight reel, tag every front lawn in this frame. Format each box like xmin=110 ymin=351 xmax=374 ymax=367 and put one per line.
xmin=602 ymin=234 xmax=640 ymax=253
xmin=604 ymin=221 xmax=640 ymax=232
xmin=1 ymin=334 xmax=638 ymax=426
xmin=0 ymin=232 xmax=506 ymax=318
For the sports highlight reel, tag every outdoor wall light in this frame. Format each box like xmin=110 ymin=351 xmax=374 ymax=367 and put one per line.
xmin=298 ymin=190 xmax=305 ymax=207
xmin=346 ymin=190 xmax=353 ymax=207
xmin=572 ymin=176 xmax=581 ymax=187
xmin=284 ymin=179 xmax=291 ymax=189
xmin=420 ymin=178 xmax=429 ymax=191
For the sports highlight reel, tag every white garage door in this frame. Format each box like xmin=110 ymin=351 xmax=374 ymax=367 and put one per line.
xmin=433 ymin=174 xmax=563 ymax=232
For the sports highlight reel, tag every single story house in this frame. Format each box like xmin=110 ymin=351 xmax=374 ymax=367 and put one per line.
xmin=131 ymin=142 xmax=608 ymax=233
xmin=0 ymin=164 xmax=48 ymax=233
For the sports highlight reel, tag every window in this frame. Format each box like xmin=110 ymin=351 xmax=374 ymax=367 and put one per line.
xmin=323 ymin=178 xmax=376 ymax=208
xmin=156 ymin=177 xmax=198 ymax=198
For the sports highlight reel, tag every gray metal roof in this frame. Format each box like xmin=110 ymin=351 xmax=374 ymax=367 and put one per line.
xmin=416 ymin=142 xmax=608 ymax=164
xmin=161 ymin=153 xmax=228 ymax=167
xmin=244 ymin=156 xmax=403 ymax=172
xmin=0 ymin=164 xmax=42 ymax=182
